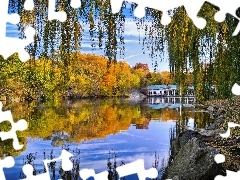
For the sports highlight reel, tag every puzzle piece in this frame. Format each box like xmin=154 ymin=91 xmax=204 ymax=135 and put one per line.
xmin=70 ymin=0 xmax=82 ymax=8
xmin=232 ymin=83 xmax=240 ymax=95
xmin=0 ymin=0 xmax=82 ymax=62
xmin=206 ymin=0 xmax=240 ymax=35
xmin=24 ymin=0 xmax=34 ymax=10
xmin=207 ymin=1 xmax=240 ymax=23
xmin=0 ymin=156 xmax=15 ymax=180
xmin=48 ymin=0 xmax=67 ymax=22
xmin=79 ymin=159 xmax=158 ymax=180
xmin=213 ymin=83 xmax=240 ymax=179
xmin=215 ymin=170 xmax=240 ymax=180
xmin=48 ymin=0 xmax=81 ymax=22
xmin=21 ymin=149 xmax=74 ymax=180
xmin=116 ymin=159 xmax=158 ymax=180
xmin=0 ymin=0 xmax=35 ymax=62
xmin=214 ymin=154 xmax=240 ymax=179
xmin=111 ymin=0 xmax=240 ymax=35
xmin=0 ymin=102 xmax=28 ymax=150
xmin=220 ymin=122 xmax=240 ymax=138
xmin=111 ymin=0 xmax=206 ymax=28
xmin=214 ymin=154 xmax=225 ymax=164
xmin=79 ymin=169 xmax=109 ymax=180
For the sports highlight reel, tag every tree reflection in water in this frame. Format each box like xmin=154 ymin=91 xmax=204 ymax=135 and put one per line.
xmin=0 ymin=98 xmax=213 ymax=179
xmin=2 ymin=98 xmax=212 ymax=146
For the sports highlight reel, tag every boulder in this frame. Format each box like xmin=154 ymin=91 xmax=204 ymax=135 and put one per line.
xmin=164 ymin=130 xmax=226 ymax=180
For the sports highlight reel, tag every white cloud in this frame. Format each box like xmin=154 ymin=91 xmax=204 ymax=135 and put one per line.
xmin=79 ymin=153 xmax=168 ymax=173
xmin=123 ymin=18 xmax=153 ymax=38
xmin=81 ymin=17 xmax=150 ymax=38
xmin=4 ymin=13 xmax=169 ymax=71
xmin=80 ymin=50 xmax=103 ymax=54
xmin=118 ymin=53 xmax=143 ymax=61
xmin=123 ymin=20 xmax=144 ymax=37
xmin=80 ymin=42 xmax=105 ymax=49
xmin=125 ymin=1 xmax=132 ymax=9
xmin=121 ymin=39 xmax=140 ymax=43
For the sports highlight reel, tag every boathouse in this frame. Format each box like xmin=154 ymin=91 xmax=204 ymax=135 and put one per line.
xmin=146 ymin=85 xmax=195 ymax=97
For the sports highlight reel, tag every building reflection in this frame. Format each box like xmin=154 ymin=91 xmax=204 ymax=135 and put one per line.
xmin=145 ymin=97 xmax=195 ymax=106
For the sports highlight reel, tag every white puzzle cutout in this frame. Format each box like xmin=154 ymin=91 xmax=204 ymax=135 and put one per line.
xmin=232 ymin=83 xmax=240 ymax=95
xmin=48 ymin=0 xmax=82 ymax=22
xmin=220 ymin=122 xmax=240 ymax=138
xmin=79 ymin=169 xmax=109 ymax=180
xmin=70 ymin=0 xmax=82 ymax=9
xmin=24 ymin=0 xmax=34 ymax=11
xmin=0 ymin=156 xmax=15 ymax=180
xmin=116 ymin=159 xmax=158 ymax=180
xmin=213 ymin=84 xmax=240 ymax=179
xmin=0 ymin=0 xmax=35 ymax=62
xmin=79 ymin=159 xmax=158 ymax=180
xmin=0 ymin=0 xmax=82 ymax=62
xmin=0 ymin=1 xmax=240 ymax=180
xmin=214 ymin=154 xmax=240 ymax=179
xmin=110 ymin=0 xmax=240 ymax=35
xmin=21 ymin=149 xmax=74 ymax=180
xmin=0 ymin=102 xmax=28 ymax=150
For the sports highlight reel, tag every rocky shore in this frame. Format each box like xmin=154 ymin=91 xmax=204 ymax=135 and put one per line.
xmin=162 ymin=96 xmax=240 ymax=180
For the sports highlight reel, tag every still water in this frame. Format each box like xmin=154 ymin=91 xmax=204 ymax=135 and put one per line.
xmin=0 ymin=98 xmax=213 ymax=180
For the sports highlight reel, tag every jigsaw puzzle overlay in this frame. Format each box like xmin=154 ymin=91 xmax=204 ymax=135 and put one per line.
xmin=0 ymin=102 xmax=28 ymax=150
xmin=0 ymin=0 xmax=81 ymax=62
xmin=111 ymin=0 xmax=240 ymax=35
xmin=0 ymin=0 xmax=35 ymax=62
xmin=1 ymin=0 xmax=240 ymax=61
xmin=21 ymin=149 xmax=74 ymax=180
xmin=0 ymin=148 xmax=158 ymax=180
xmin=211 ymin=84 xmax=240 ymax=179
xmin=1 ymin=0 xmax=240 ymax=179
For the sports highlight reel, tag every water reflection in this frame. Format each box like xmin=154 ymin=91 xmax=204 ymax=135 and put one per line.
xmin=142 ymin=97 xmax=195 ymax=111
xmin=1 ymin=98 xmax=214 ymax=179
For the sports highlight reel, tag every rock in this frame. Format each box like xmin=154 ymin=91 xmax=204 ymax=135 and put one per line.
xmin=207 ymin=106 xmax=214 ymax=114
xmin=199 ymin=129 xmax=216 ymax=136
xmin=164 ymin=130 xmax=225 ymax=180
xmin=172 ymin=175 xmax=181 ymax=180
xmin=206 ymin=118 xmax=225 ymax=130
xmin=199 ymin=129 xmax=225 ymax=137
xmin=215 ymin=108 xmax=224 ymax=117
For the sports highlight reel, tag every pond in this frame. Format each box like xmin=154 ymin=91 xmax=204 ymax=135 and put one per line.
xmin=0 ymin=98 xmax=214 ymax=180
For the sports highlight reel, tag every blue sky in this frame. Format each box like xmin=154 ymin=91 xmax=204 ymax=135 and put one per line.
xmin=6 ymin=2 xmax=170 ymax=72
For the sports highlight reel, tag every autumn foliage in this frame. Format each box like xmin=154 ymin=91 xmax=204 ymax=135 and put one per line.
xmin=0 ymin=52 xmax=186 ymax=102
xmin=0 ymin=53 xmax=146 ymax=101
xmin=0 ymin=98 xmax=200 ymax=154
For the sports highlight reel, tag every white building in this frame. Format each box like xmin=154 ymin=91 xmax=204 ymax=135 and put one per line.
xmin=147 ymin=85 xmax=195 ymax=97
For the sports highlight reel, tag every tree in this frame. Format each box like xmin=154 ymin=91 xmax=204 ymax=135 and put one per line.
xmin=8 ymin=1 xmax=240 ymax=101
xmin=133 ymin=63 xmax=150 ymax=73
xmin=160 ymin=71 xmax=172 ymax=85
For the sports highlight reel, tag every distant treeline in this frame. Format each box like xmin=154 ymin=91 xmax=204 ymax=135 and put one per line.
xmin=0 ymin=52 xmax=185 ymax=101
xmin=0 ymin=53 xmax=182 ymax=100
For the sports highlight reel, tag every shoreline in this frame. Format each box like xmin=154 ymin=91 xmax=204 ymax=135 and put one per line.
xmin=162 ymin=96 xmax=240 ymax=180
